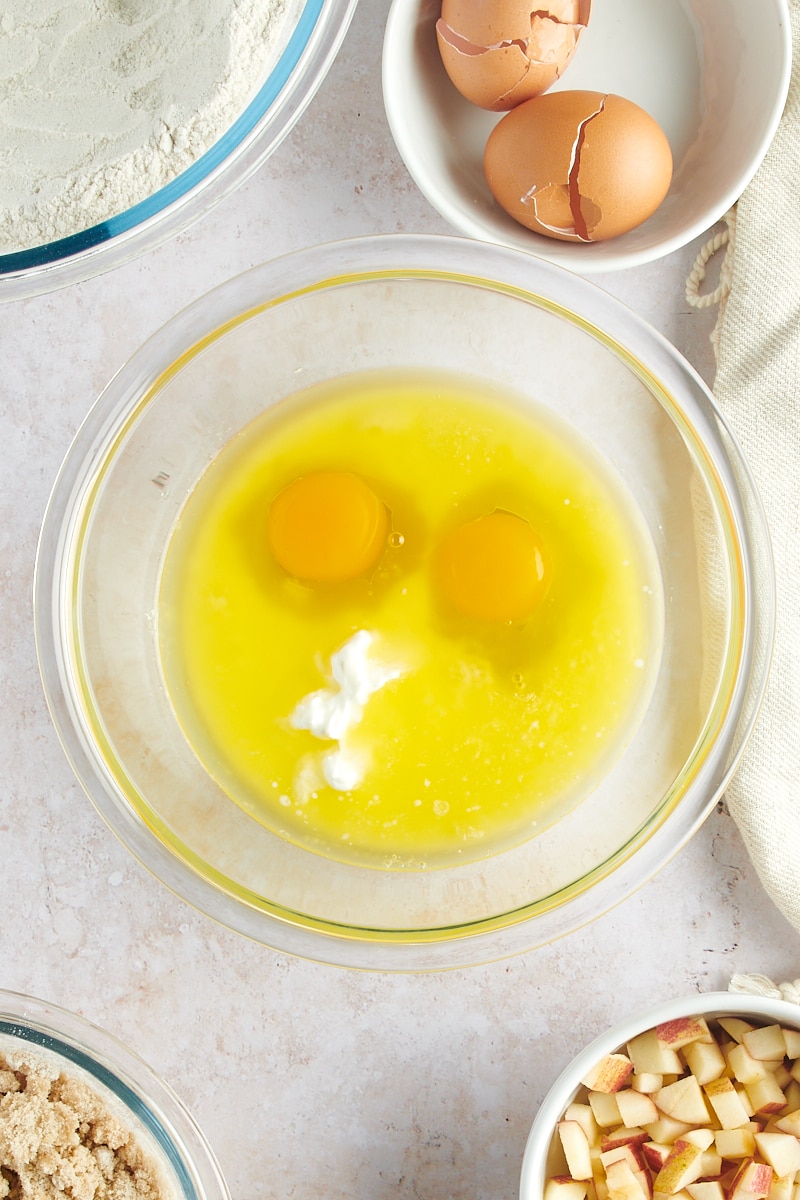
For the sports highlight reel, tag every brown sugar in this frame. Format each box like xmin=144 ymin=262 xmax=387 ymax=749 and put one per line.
xmin=0 ymin=1043 xmax=175 ymax=1200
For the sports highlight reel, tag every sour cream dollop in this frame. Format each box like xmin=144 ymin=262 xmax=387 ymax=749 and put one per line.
xmin=289 ymin=630 xmax=407 ymax=791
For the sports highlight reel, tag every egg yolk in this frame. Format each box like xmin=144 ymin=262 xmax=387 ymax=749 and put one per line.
xmin=435 ymin=509 xmax=550 ymax=622
xmin=267 ymin=470 xmax=389 ymax=583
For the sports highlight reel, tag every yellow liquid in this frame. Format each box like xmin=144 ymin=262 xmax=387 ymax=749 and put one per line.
xmin=158 ymin=370 xmax=663 ymax=869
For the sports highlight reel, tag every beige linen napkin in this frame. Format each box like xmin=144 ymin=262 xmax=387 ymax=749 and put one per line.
xmin=686 ymin=1 xmax=800 ymax=935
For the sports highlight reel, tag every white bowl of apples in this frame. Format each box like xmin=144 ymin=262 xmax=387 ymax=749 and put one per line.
xmin=521 ymin=993 xmax=800 ymax=1200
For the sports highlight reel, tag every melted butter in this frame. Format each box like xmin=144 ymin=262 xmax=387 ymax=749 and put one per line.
xmin=158 ymin=369 xmax=663 ymax=869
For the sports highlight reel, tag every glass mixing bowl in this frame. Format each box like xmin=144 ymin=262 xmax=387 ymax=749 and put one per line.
xmin=0 ymin=0 xmax=357 ymax=301
xmin=34 ymin=234 xmax=774 ymax=970
xmin=0 ymin=989 xmax=229 ymax=1199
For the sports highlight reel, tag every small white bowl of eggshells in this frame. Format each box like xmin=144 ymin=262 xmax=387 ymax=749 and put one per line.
xmin=382 ymin=0 xmax=791 ymax=272
xmin=520 ymin=992 xmax=800 ymax=1200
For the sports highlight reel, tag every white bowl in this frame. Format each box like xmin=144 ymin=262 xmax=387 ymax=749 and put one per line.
xmin=382 ymin=0 xmax=791 ymax=273
xmin=520 ymin=991 xmax=800 ymax=1200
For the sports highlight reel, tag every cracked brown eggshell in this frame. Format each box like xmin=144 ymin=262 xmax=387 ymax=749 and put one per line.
xmin=436 ymin=0 xmax=592 ymax=112
xmin=484 ymin=90 xmax=674 ymax=242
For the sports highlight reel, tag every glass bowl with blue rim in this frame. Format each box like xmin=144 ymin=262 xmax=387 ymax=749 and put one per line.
xmin=0 ymin=0 xmax=357 ymax=301
xmin=0 ymin=988 xmax=229 ymax=1200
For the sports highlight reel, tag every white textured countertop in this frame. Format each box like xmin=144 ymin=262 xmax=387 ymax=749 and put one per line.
xmin=1 ymin=6 xmax=797 ymax=1200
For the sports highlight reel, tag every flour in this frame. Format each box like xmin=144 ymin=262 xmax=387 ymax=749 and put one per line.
xmin=0 ymin=0 xmax=296 ymax=255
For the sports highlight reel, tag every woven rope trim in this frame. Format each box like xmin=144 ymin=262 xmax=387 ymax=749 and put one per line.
xmin=685 ymin=208 xmax=737 ymax=309
xmin=729 ymin=973 xmax=800 ymax=1005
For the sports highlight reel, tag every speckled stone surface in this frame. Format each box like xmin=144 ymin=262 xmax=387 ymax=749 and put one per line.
xmin=1 ymin=6 xmax=798 ymax=1200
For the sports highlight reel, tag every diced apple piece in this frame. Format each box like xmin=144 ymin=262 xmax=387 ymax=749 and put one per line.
xmin=601 ymin=1129 xmax=650 ymax=1153
xmin=729 ymin=1045 xmax=776 ymax=1085
xmin=774 ymin=1110 xmax=800 ymax=1137
xmin=727 ymin=1159 xmax=775 ymax=1200
xmin=714 ymin=1128 xmax=756 ymax=1159
xmin=654 ymin=1141 xmax=704 ymax=1194
xmin=743 ymin=1027 xmax=790 ymax=1063
xmin=680 ymin=1128 xmax=715 ymax=1150
xmin=775 ymin=1064 xmax=793 ymax=1091
xmin=628 ymin=1031 xmax=684 ymax=1077
xmin=746 ymin=1074 xmax=787 ymax=1116
xmin=566 ymin=1103 xmax=602 ymax=1147
xmin=617 ymin=1091 xmax=661 ymax=1129
xmin=704 ymin=1078 xmax=752 ymax=1129
xmin=560 ymin=1121 xmax=595 ymax=1180
xmin=643 ymin=1144 xmax=671 ymax=1172
xmin=686 ymin=1040 xmax=727 ymax=1086
xmin=601 ymin=1142 xmax=652 ymax=1199
xmin=782 ymin=1030 xmax=800 ymax=1060
xmin=657 ymin=1019 xmax=713 ymax=1050
xmin=634 ymin=1075 xmax=665 ymax=1095
xmin=583 ymin=1055 xmax=637 ymax=1095
xmin=590 ymin=1092 xmax=624 ymax=1128
xmin=604 ymin=1157 xmax=650 ymax=1200
xmin=767 ymin=1176 xmax=795 ymax=1200
xmin=655 ymin=1077 xmax=712 ymax=1126
xmin=791 ymin=1061 xmax=800 ymax=1086
xmin=736 ymin=1086 xmax=756 ymax=1118
xmin=547 ymin=1178 xmax=591 ymax=1200
xmin=601 ymin=1145 xmax=647 ymax=1170
xmin=785 ymin=1082 xmax=800 ymax=1112
xmin=645 ymin=1118 xmax=695 ymax=1145
xmin=699 ymin=1149 xmax=722 ymax=1176
xmin=754 ymin=1132 xmax=800 ymax=1178
xmin=686 ymin=1182 xmax=726 ymax=1200
xmin=719 ymin=1019 xmax=756 ymax=1045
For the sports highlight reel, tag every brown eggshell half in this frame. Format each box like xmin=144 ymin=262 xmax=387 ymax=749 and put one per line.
xmin=579 ymin=95 xmax=673 ymax=240
xmin=483 ymin=91 xmax=673 ymax=242
xmin=441 ymin=0 xmax=589 ymax=46
xmin=437 ymin=0 xmax=592 ymax=112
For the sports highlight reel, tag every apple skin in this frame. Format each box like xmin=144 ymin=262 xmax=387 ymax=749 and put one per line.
xmin=656 ymin=1019 xmax=713 ymax=1051
xmin=653 ymin=1140 xmax=704 ymax=1194
xmin=601 ymin=1129 xmax=651 ymax=1153
xmin=753 ymin=1132 xmax=800 ymax=1179
xmin=641 ymin=1143 xmax=671 ymax=1173
xmin=726 ymin=1158 xmax=775 ymax=1200
xmin=582 ymin=1055 xmax=636 ymax=1095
